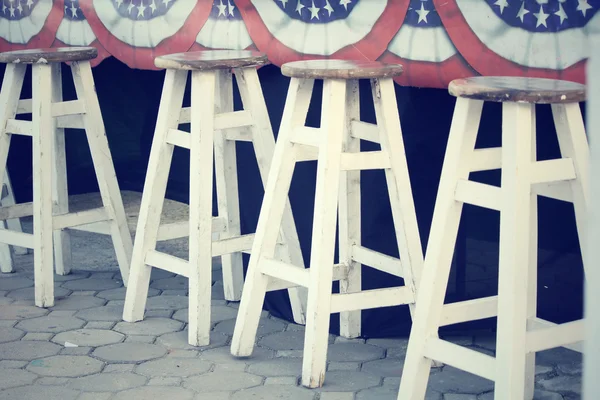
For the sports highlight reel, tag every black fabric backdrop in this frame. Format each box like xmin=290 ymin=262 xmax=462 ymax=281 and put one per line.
xmin=1 ymin=58 xmax=585 ymax=338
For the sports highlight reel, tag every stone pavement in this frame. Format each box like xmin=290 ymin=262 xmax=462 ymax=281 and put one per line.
xmin=0 ymin=192 xmax=583 ymax=399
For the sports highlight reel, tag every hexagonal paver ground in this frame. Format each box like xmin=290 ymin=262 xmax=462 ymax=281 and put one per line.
xmin=200 ymin=345 xmax=275 ymax=364
xmin=75 ymin=305 xmax=125 ymax=321
xmin=93 ymin=343 xmax=166 ymax=363
xmin=0 ymin=340 xmax=61 ymax=360
xmin=326 ymin=343 xmax=385 ymax=363
xmin=144 ymin=295 xmax=188 ymax=310
xmin=150 ymin=276 xmax=188 ymax=290
xmin=69 ymin=372 xmax=147 ymax=392
xmin=258 ymin=330 xmax=311 ymax=351
xmin=62 ymin=278 xmax=122 ymax=291
xmin=356 ymin=384 xmax=443 ymax=400
xmin=247 ymin=358 xmax=303 ymax=377
xmin=16 ymin=315 xmax=85 ymax=333
xmin=156 ymin=331 xmax=229 ymax=351
xmin=136 ymin=357 xmax=212 ymax=377
xmin=312 ymin=371 xmax=382 ymax=392
xmin=0 ymin=305 xmax=48 ymax=320
xmin=0 ymin=385 xmax=80 ymax=400
xmin=172 ymin=305 xmax=237 ymax=324
xmin=0 ymin=277 xmax=34 ymax=291
xmin=184 ymin=371 xmax=263 ymax=392
xmin=231 ymin=385 xmax=315 ymax=400
xmin=0 ymin=368 xmax=37 ymax=390
xmin=214 ymin=317 xmax=286 ymax=336
xmin=7 ymin=286 xmax=71 ymax=300
xmin=50 ymin=296 xmax=106 ymax=310
xmin=112 ymin=386 xmax=195 ymax=400
xmin=428 ymin=366 xmax=494 ymax=394
xmin=96 ymin=287 xmax=160 ymax=300
xmin=113 ymin=317 xmax=183 ymax=336
xmin=362 ymin=358 xmax=405 ymax=377
xmin=0 ymin=326 xmax=24 ymax=343
xmin=52 ymin=329 xmax=124 ymax=347
xmin=27 ymin=355 xmax=104 ymax=377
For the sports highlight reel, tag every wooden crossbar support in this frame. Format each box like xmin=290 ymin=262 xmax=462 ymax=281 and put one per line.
xmin=424 ymin=338 xmax=496 ymax=381
xmin=351 ymin=245 xmax=403 ymax=277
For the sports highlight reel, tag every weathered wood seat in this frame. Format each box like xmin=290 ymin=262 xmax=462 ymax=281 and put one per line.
xmin=123 ymin=50 xmax=306 ymax=347
xmin=449 ymin=76 xmax=586 ymax=104
xmin=154 ymin=50 xmax=269 ymax=70
xmin=281 ymin=59 xmax=403 ymax=80
xmin=0 ymin=47 xmax=98 ymax=64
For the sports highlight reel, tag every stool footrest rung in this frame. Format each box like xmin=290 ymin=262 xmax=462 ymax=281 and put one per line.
xmin=454 ymin=180 xmax=501 ymax=211
xmin=260 ymin=258 xmax=349 ymax=288
xmin=527 ymin=318 xmax=583 ymax=353
xmin=0 ymin=229 xmax=34 ymax=249
xmin=156 ymin=217 xmax=227 ymax=241
xmin=0 ymin=202 xmax=34 ymax=220
xmin=290 ymin=127 xmax=321 ymax=148
xmin=350 ymin=120 xmax=380 ymax=144
xmin=145 ymin=250 xmax=189 ymax=277
xmin=213 ymin=234 xmax=255 ymax=257
xmin=166 ymin=128 xmax=191 ymax=149
xmin=533 ymin=182 xmax=573 ymax=203
xmin=351 ymin=245 xmax=403 ymax=277
xmin=179 ymin=108 xmax=254 ymax=130
xmin=330 ymin=286 xmax=414 ymax=313
xmin=5 ymin=119 xmax=32 ymax=136
xmin=53 ymin=208 xmax=110 ymax=230
xmin=340 ymin=151 xmax=390 ymax=171
xmin=424 ymin=338 xmax=496 ymax=381
xmin=439 ymin=296 xmax=498 ymax=327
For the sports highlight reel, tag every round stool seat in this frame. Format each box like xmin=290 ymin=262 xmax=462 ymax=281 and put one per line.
xmin=154 ymin=50 xmax=269 ymax=70
xmin=281 ymin=60 xmax=403 ymax=80
xmin=449 ymin=76 xmax=586 ymax=104
xmin=0 ymin=47 xmax=98 ymax=64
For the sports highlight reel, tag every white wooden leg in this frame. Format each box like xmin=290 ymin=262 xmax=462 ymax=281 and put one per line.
xmin=188 ymin=70 xmax=217 ymax=346
xmin=494 ymin=102 xmax=534 ymax=400
xmin=213 ymin=69 xmax=243 ymax=302
xmin=70 ymin=61 xmax=133 ymax=285
xmin=3 ymin=171 xmax=28 ymax=255
xmin=51 ymin=63 xmax=72 ymax=276
xmin=397 ymin=98 xmax=483 ymax=400
xmin=236 ymin=67 xmax=308 ymax=324
xmin=32 ymin=64 xmax=55 ymax=308
xmin=0 ymin=174 xmax=15 ymax=273
xmin=123 ymin=69 xmax=187 ymax=322
xmin=301 ymin=78 xmax=346 ymax=388
xmin=339 ymin=79 xmax=361 ymax=338
xmin=231 ymin=77 xmax=314 ymax=357
xmin=0 ymin=64 xmax=26 ymax=274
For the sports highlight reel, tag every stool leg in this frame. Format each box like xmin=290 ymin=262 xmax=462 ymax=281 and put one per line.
xmin=339 ymin=79 xmax=361 ymax=338
xmin=123 ymin=69 xmax=187 ymax=322
xmin=0 ymin=64 xmax=26 ymax=274
xmin=71 ymin=61 xmax=133 ymax=285
xmin=231 ymin=77 xmax=314 ymax=357
xmin=0 ymin=173 xmax=16 ymax=273
xmin=236 ymin=67 xmax=308 ymax=324
xmin=495 ymin=102 xmax=535 ymax=400
xmin=188 ymin=70 xmax=217 ymax=346
xmin=213 ymin=69 xmax=244 ymax=302
xmin=397 ymin=98 xmax=483 ymax=400
xmin=3 ymin=171 xmax=28 ymax=256
xmin=302 ymin=78 xmax=347 ymax=388
xmin=51 ymin=63 xmax=72 ymax=276
xmin=32 ymin=64 xmax=55 ymax=307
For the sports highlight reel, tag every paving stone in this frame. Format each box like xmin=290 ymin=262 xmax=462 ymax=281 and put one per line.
xmin=37 ymin=377 xmax=71 ymax=385
xmin=201 ymin=346 xmax=275 ymax=364
xmin=96 ymin=287 xmax=160 ymax=300
xmin=50 ymin=296 xmax=106 ymax=310
xmin=53 ymin=271 xmax=90 ymax=282
xmin=125 ymin=335 xmax=156 ymax=344
xmin=0 ymin=368 xmax=37 ymax=390
xmin=328 ymin=362 xmax=360 ymax=371
xmin=70 ymin=291 xmax=97 ymax=296
xmin=473 ymin=335 xmax=496 ymax=352
xmin=327 ymin=343 xmax=385 ymax=363
xmin=148 ymin=310 xmax=176 ymax=319
xmin=52 ymin=328 xmax=124 ymax=347
xmin=49 ymin=310 xmax=77 ymax=317
xmin=16 ymin=315 xmax=85 ymax=333
xmin=0 ymin=340 xmax=61 ymax=360
xmin=383 ymin=377 xmax=400 ymax=386
xmin=231 ymin=385 xmax=315 ymax=400
xmin=356 ymin=384 xmax=442 ymax=400
xmin=443 ymin=336 xmax=474 ymax=346
xmin=27 ymin=355 xmax=104 ymax=377
xmin=0 ymin=320 xmax=16 ymax=327
xmin=162 ymin=290 xmax=188 ymax=296
xmin=148 ymin=376 xmax=181 ymax=386
xmin=265 ymin=376 xmax=298 ymax=385
xmin=557 ymin=362 xmax=582 ymax=375
xmin=78 ymin=393 xmax=112 ymax=400
xmin=212 ymin=282 xmax=226 ymax=301
xmin=93 ymin=343 xmax=167 ymax=363
xmin=150 ymin=269 xmax=176 ymax=280
xmin=276 ymin=349 xmax=304 ymax=358
xmin=166 ymin=349 xmax=198 ymax=358
xmin=61 ymin=347 xmax=93 ymax=356
xmin=173 ymin=305 xmax=238 ymax=324
xmin=537 ymin=348 xmax=582 ymax=367
xmin=76 ymin=306 xmax=124 ymax=321
xmin=0 ymin=297 xmax=13 ymax=305
xmin=428 ymin=366 xmax=494 ymax=394
xmin=90 ymin=272 xmax=117 ymax=280
xmin=184 ymin=371 xmax=263 ymax=392
xmin=69 ymin=372 xmax=147 ymax=392
xmin=7 ymin=286 xmax=71 ymax=300
xmin=62 ymin=278 xmax=122 ymax=291
xmin=103 ymin=364 xmax=135 ymax=373
xmin=214 ymin=317 xmax=286 ymax=336
xmin=212 ymin=363 xmax=248 ymax=372
xmin=0 ymin=305 xmax=48 ymax=320
xmin=113 ymin=386 xmax=195 ymax=400
xmin=22 ymin=332 xmax=54 ymax=341
xmin=335 ymin=337 xmax=365 ymax=344
xmin=0 ymin=385 xmax=80 ymax=400
xmin=537 ymin=365 xmax=555 ymax=375
xmin=136 ymin=357 xmax=212 ymax=377
xmin=444 ymin=394 xmax=477 ymax=400
xmin=195 ymin=392 xmax=233 ymax=400
xmin=320 ymin=393 xmax=355 ymax=400
xmin=362 ymin=358 xmax=404 ymax=377
xmin=0 ymin=360 xmax=28 ymax=368
xmin=258 ymin=330 xmax=333 ymax=351
xmin=311 ymin=371 xmax=381 ymax=392
xmin=0 ymin=326 xmax=24 ymax=342
xmin=150 ymin=275 xmax=188 ymax=290
xmin=0 ymin=276 xmax=34 ymax=290
xmin=157 ymin=330 xmax=230 ymax=351
xmin=84 ymin=321 xmax=116 ymax=329
xmin=538 ymin=375 xmax=581 ymax=395
xmin=114 ymin=317 xmax=183 ymax=336
xmin=106 ymin=300 xmax=125 ymax=307
xmin=478 ymin=390 xmax=564 ymax=400
xmin=145 ymin=295 xmax=188 ymax=310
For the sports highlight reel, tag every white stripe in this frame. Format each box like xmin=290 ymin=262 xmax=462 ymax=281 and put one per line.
xmin=0 ymin=1 xmax=52 ymax=44
xmin=456 ymin=0 xmax=594 ymax=69
xmin=388 ymin=24 xmax=456 ymax=62
xmin=250 ymin=0 xmax=387 ymax=56
xmin=56 ymin=20 xmax=96 ymax=46
xmin=196 ymin=18 xmax=253 ymax=49
xmin=92 ymin=0 xmax=196 ymax=48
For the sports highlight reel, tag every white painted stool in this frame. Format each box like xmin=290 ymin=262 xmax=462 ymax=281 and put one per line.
xmin=397 ymin=77 xmax=588 ymax=400
xmin=230 ymin=60 xmax=425 ymax=388
xmin=0 ymin=47 xmax=134 ymax=307
xmin=122 ymin=50 xmax=307 ymax=347
xmin=0 ymin=171 xmax=29 ymax=273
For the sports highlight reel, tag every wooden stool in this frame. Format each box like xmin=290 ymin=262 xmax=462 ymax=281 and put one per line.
xmin=0 ymin=47 xmax=134 ymax=307
xmin=122 ymin=50 xmax=307 ymax=346
xmin=230 ymin=60 xmax=425 ymax=388
xmin=0 ymin=172 xmax=29 ymax=273
xmin=397 ymin=77 xmax=588 ymax=400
